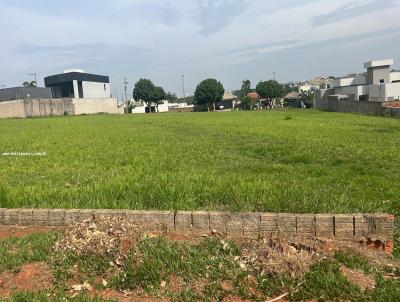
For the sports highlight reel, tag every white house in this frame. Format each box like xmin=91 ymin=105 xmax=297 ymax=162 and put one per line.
xmin=315 ymin=59 xmax=400 ymax=114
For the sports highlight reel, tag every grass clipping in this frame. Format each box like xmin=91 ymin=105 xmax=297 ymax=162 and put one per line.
xmin=242 ymin=239 xmax=324 ymax=279
xmin=55 ymin=215 xmax=142 ymax=261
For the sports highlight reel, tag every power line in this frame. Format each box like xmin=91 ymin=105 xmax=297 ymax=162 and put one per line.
xmin=29 ymin=73 xmax=37 ymax=86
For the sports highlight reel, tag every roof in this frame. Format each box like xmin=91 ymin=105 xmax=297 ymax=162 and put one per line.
xmin=44 ymin=72 xmax=109 ymax=87
xmin=364 ymin=59 xmax=394 ymax=69
xmin=247 ymin=92 xmax=261 ymax=100
xmin=222 ymin=91 xmax=237 ymax=101
xmin=285 ymin=91 xmax=301 ymax=100
xmin=306 ymin=77 xmax=329 ymax=86
xmin=382 ymin=100 xmax=400 ymax=108
xmin=0 ymin=87 xmax=52 ymax=102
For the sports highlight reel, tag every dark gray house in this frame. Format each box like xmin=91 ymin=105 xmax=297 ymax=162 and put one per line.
xmin=0 ymin=87 xmax=52 ymax=102
xmin=44 ymin=69 xmax=111 ymax=99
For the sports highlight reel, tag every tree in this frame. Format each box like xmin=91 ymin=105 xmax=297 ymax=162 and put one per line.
xmin=256 ymin=80 xmax=284 ymax=108
xmin=240 ymin=96 xmax=253 ymax=110
xmin=166 ymin=92 xmax=177 ymax=103
xmin=241 ymin=79 xmax=251 ymax=97
xmin=194 ymin=78 xmax=224 ymax=111
xmin=132 ymin=79 xmax=155 ymax=107
xmin=23 ymin=81 xmax=37 ymax=87
xmin=152 ymin=86 xmax=166 ymax=112
xmin=300 ymin=90 xmax=315 ymax=108
xmin=132 ymin=79 xmax=167 ymax=113
xmin=282 ymin=83 xmax=299 ymax=95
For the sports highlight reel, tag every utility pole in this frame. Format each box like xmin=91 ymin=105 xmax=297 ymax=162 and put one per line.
xmin=124 ymin=78 xmax=128 ymax=112
xmin=182 ymin=74 xmax=186 ymax=103
xmin=29 ymin=73 xmax=37 ymax=86
xmin=273 ymin=72 xmax=276 ymax=82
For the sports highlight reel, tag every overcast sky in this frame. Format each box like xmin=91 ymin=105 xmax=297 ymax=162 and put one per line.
xmin=0 ymin=0 xmax=399 ymax=98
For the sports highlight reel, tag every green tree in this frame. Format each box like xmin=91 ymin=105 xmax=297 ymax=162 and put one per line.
xmin=22 ymin=81 xmax=37 ymax=87
xmin=153 ymin=86 xmax=166 ymax=112
xmin=240 ymin=96 xmax=253 ymax=110
xmin=132 ymin=79 xmax=155 ymax=107
xmin=166 ymin=92 xmax=177 ymax=103
xmin=133 ymin=79 xmax=167 ymax=112
xmin=194 ymin=78 xmax=224 ymax=111
xmin=256 ymin=80 xmax=284 ymax=108
xmin=241 ymin=79 xmax=251 ymax=97
xmin=300 ymin=90 xmax=315 ymax=108
xmin=282 ymin=84 xmax=299 ymax=95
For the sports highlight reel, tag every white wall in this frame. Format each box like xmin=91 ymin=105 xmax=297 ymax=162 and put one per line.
xmin=72 ymin=98 xmax=120 ymax=115
xmin=157 ymin=104 xmax=169 ymax=112
xmin=132 ymin=106 xmax=146 ymax=114
xmin=0 ymin=100 xmax=26 ymax=118
xmin=385 ymin=83 xmax=400 ymax=100
xmin=82 ymin=81 xmax=111 ymax=99
xmin=390 ymin=72 xmax=400 ymax=83
xmin=368 ymin=85 xmax=386 ymax=102
xmin=331 ymin=75 xmax=367 ymax=88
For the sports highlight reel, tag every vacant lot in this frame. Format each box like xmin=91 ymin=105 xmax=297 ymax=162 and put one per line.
xmin=0 ymin=110 xmax=399 ymax=215
xmin=0 ymin=220 xmax=398 ymax=302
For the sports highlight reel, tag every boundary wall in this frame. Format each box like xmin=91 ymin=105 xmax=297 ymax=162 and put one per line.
xmin=0 ymin=209 xmax=394 ymax=254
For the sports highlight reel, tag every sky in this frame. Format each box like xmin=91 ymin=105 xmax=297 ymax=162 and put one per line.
xmin=0 ymin=0 xmax=399 ymax=98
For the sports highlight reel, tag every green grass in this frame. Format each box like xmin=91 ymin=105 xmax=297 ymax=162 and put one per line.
xmin=334 ymin=250 xmax=376 ymax=275
xmin=1 ymin=292 xmax=116 ymax=302
xmin=0 ymin=232 xmax=58 ymax=273
xmin=0 ymin=110 xmax=399 ymax=215
xmin=1 ymin=234 xmax=399 ymax=301
xmin=112 ymin=237 xmax=242 ymax=292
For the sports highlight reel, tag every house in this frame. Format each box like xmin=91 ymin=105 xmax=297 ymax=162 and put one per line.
xmin=246 ymin=92 xmax=277 ymax=109
xmin=218 ymin=91 xmax=239 ymax=109
xmin=284 ymin=91 xmax=303 ymax=108
xmin=299 ymin=77 xmax=329 ymax=92
xmin=0 ymin=69 xmax=121 ymax=118
xmin=315 ymin=59 xmax=400 ymax=114
xmin=44 ymin=69 xmax=110 ymax=99
xmin=0 ymin=87 xmax=52 ymax=102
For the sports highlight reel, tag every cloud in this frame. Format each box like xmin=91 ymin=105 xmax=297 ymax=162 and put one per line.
xmin=222 ymin=39 xmax=302 ymax=56
xmin=0 ymin=0 xmax=399 ymax=95
xmin=312 ymin=0 xmax=397 ymax=27
xmin=197 ymin=0 xmax=248 ymax=35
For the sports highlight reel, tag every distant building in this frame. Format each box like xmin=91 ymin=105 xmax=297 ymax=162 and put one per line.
xmin=315 ymin=59 xmax=400 ymax=114
xmin=284 ymin=91 xmax=303 ymax=108
xmin=0 ymin=69 xmax=122 ymax=119
xmin=44 ymin=69 xmax=110 ymax=99
xmin=247 ymin=92 xmax=261 ymax=100
xmin=299 ymin=77 xmax=329 ymax=92
xmin=218 ymin=91 xmax=239 ymax=109
xmin=0 ymin=87 xmax=51 ymax=102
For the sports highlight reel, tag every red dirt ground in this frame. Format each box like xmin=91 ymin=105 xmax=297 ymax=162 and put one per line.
xmin=0 ymin=226 xmax=56 ymax=241
xmin=0 ymin=262 xmax=54 ymax=297
xmin=340 ymin=265 xmax=376 ymax=291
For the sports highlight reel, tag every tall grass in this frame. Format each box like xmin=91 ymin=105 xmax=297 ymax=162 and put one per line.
xmin=0 ymin=110 xmax=399 ymax=216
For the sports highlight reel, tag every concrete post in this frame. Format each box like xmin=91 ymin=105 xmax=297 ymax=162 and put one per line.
xmin=73 ymin=80 xmax=79 ymax=99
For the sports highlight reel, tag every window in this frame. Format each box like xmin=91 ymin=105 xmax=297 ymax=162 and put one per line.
xmin=380 ymin=79 xmax=385 ymax=84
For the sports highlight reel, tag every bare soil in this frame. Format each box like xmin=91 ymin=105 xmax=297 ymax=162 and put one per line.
xmin=0 ymin=262 xmax=53 ymax=297
xmin=340 ymin=265 xmax=376 ymax=291
xmin=0 ymin=226 xmax=56 ymax=241
xmin=0 ymin=223 xmax=398 ymax=301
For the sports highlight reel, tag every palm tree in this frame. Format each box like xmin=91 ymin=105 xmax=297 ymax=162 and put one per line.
xmin=22 ymin=81 xmax=37 ymax=88
xmin=241 ymin=79 xmax=251 ymax=97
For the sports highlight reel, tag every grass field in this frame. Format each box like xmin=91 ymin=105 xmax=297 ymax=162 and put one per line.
xmin=0 ymin=110 xmax=399 ymax=216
